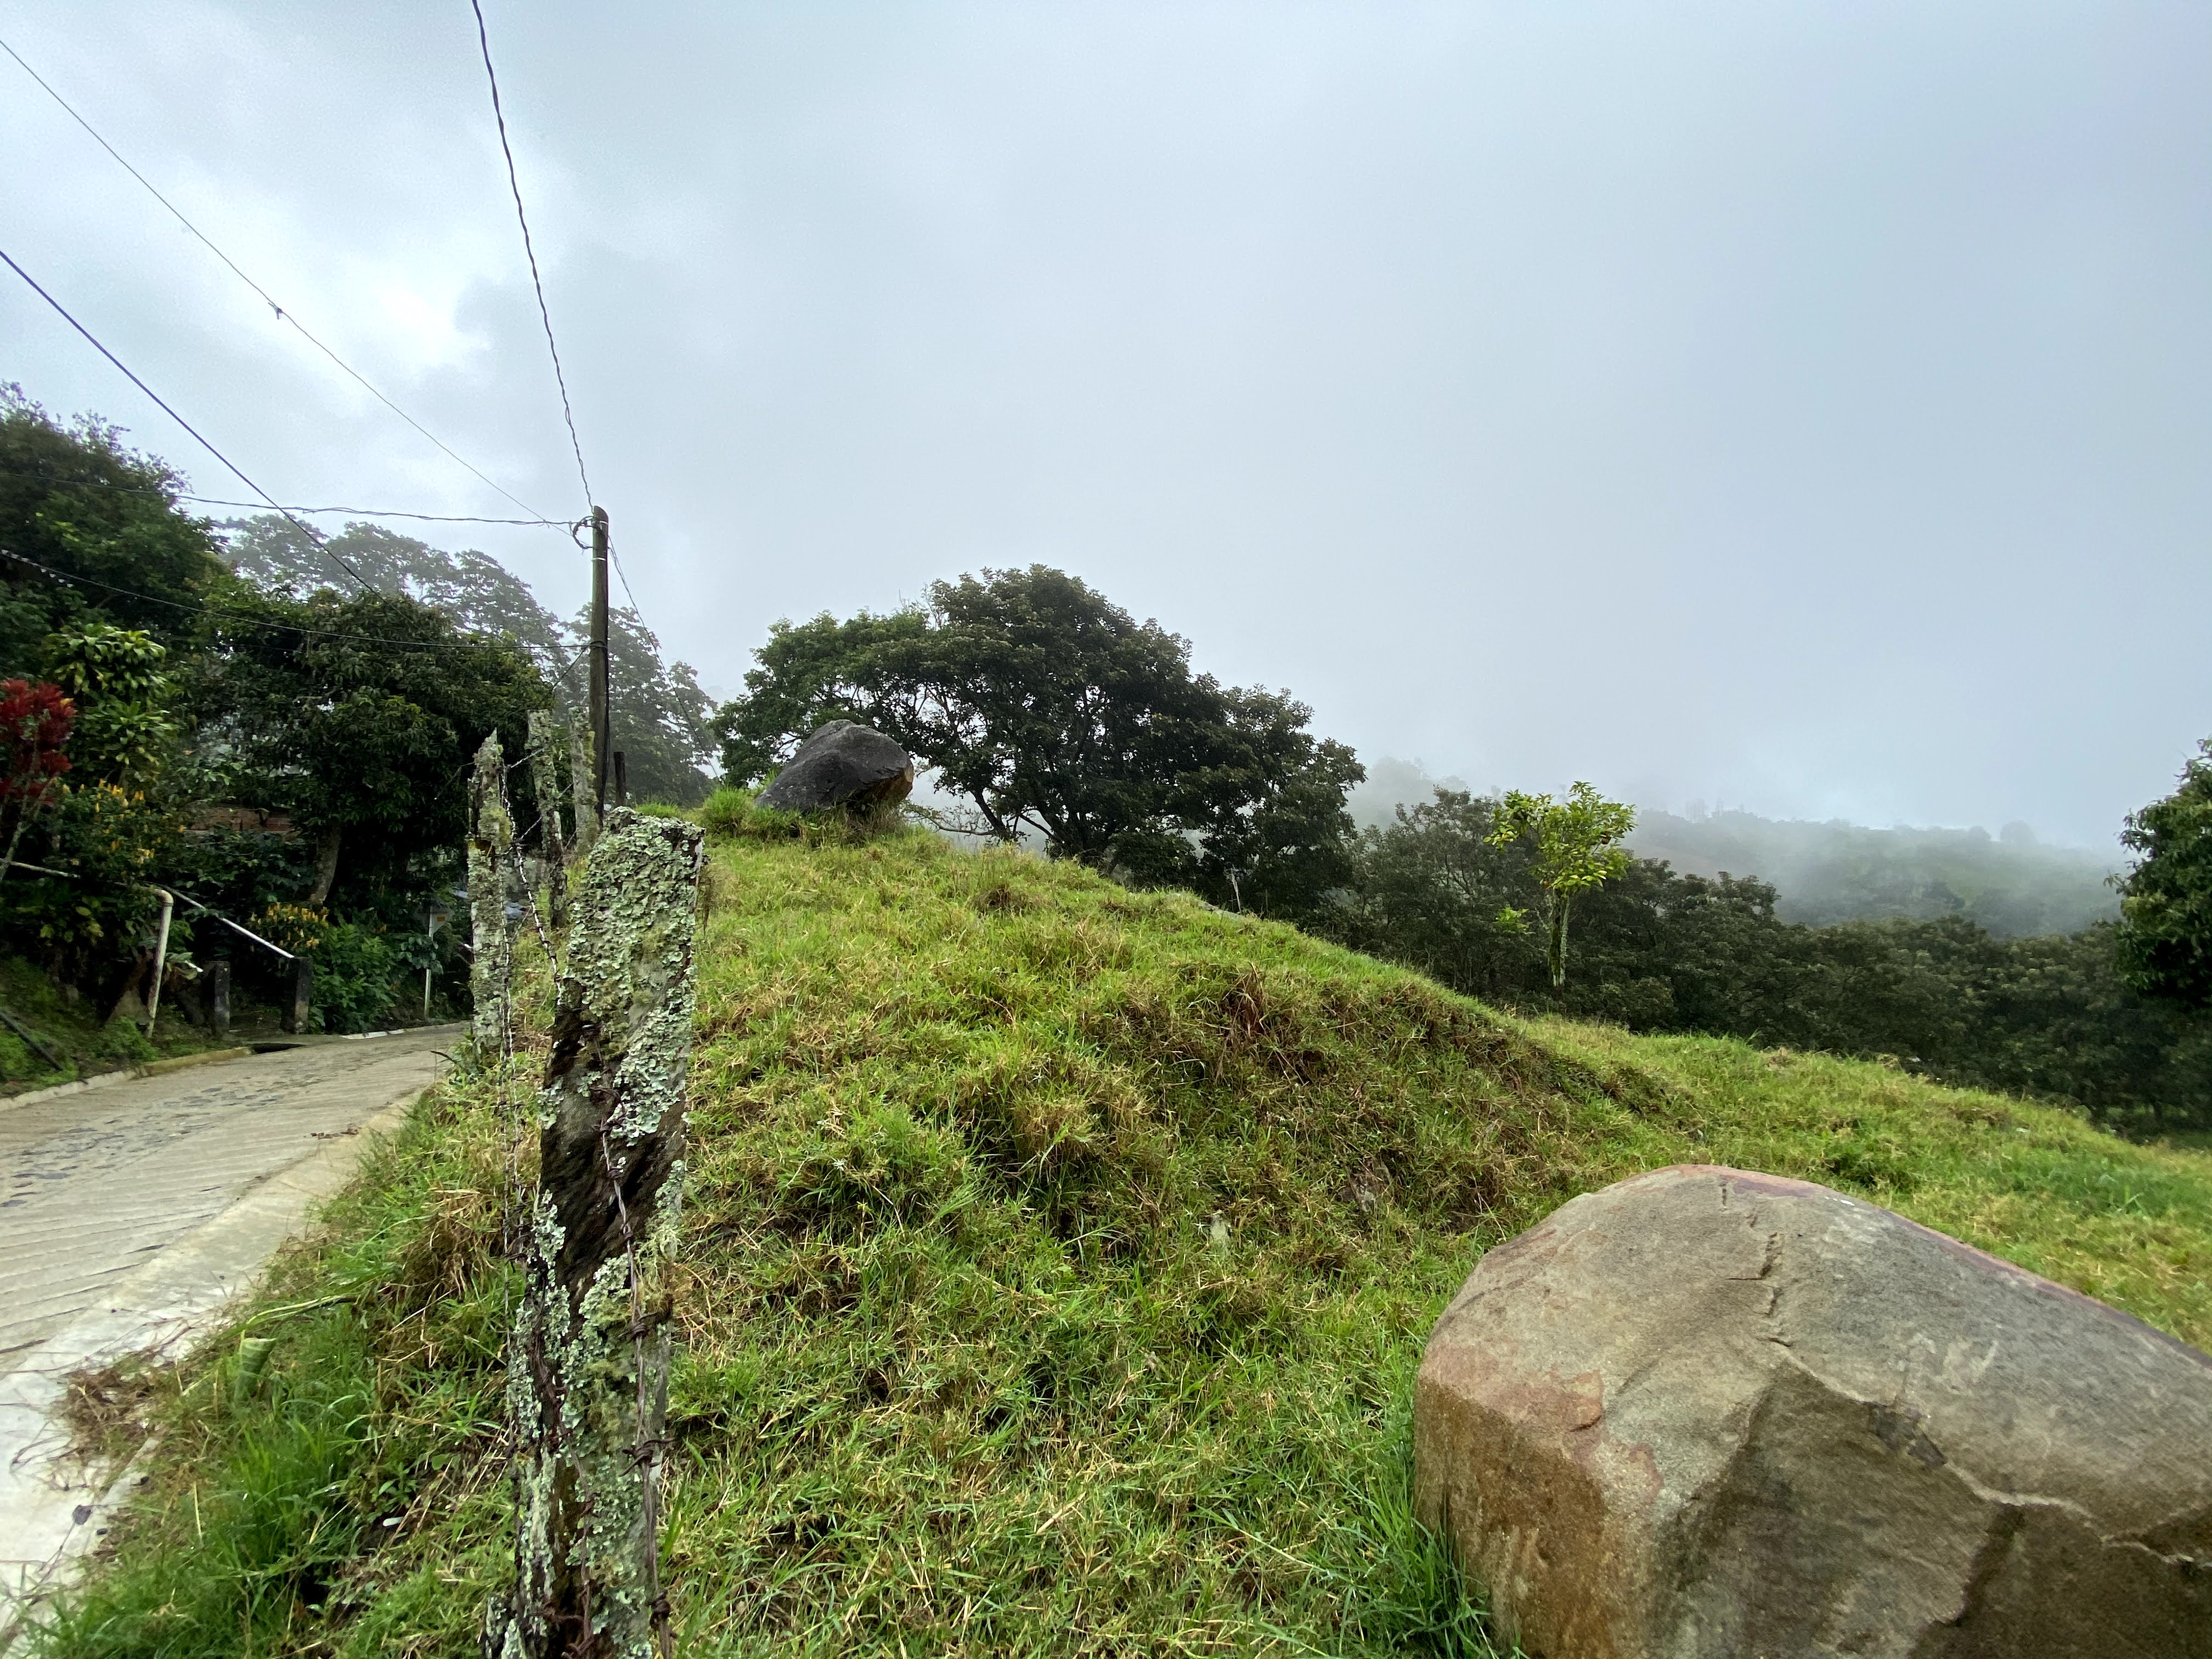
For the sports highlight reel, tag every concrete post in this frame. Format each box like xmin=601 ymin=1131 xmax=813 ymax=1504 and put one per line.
xmin=470 ymin=733 xmax=514 ymax=1059
xmin=487 ymin=807 xmax=701 ymax=1659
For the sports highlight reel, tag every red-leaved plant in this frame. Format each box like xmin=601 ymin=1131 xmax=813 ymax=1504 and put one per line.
xmin=1 ymin=679 xmax=75 ymax=804
xmin=0 ymin=678 xmax=76 ymax=878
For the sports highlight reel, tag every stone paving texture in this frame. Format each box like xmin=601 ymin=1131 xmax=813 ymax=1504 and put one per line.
xmin=0 ymin=1029 xmax=459 ymax=1629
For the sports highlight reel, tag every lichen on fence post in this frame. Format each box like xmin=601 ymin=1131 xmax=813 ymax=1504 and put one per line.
xmin=486 ymin=806 xmax=703 ymax=1659
xmin=528 ymin=710 xmax=571 ymax=929
xmin=569 ymin=721 xmax=601 ymax=855
xmin=470 ymin=733 xmax=515 ymax=1059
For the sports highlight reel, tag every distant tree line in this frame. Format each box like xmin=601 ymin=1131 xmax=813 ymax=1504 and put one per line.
xmin=1623 ymin=806 xmax=2119 ymax=938
xmin=1324 ymin=789 xmax=2210 ymax=1133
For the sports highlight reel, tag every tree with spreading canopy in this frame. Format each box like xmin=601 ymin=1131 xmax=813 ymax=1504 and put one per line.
xmin=712 ymin=565 xmax=1363 ymax=919
xmin=193 ymin=583 xmax=553 ymax=907
xmin=224 ymin=516 xmax=716 ymax=803
xmin=0 ymin=385 xmax=226 ymax=668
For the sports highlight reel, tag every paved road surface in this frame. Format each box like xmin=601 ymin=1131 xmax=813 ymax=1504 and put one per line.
xmin=0 ymin=1029 xmax=459 ymax=1628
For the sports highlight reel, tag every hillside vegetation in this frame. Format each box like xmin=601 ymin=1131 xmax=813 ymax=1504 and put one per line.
xmin=1627 ymin=807 xmax=2119 ymax=937
xmin=38 ymin=825 xmax=2212 ymax=1658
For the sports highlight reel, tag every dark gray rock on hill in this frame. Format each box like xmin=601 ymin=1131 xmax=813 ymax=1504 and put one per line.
xmin=1415 ymin=1164 xmax=2212 ymax=1659
xmin=757 ymin=720 xmax=915 ymax=814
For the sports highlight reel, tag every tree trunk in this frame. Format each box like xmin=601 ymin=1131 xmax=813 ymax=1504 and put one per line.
xmin=470 ymin=735 xmax=515 ymax=1058
xmin=487 ymin=806 xmax=702 ymax=1659
xmin=1548 ymin=891 xmax=1572 ymax=990
xmin=307 ymin=823 xmax=343 ymax=907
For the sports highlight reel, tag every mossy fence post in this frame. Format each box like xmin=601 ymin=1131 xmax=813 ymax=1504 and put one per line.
xmin=486 ymin=805 xmax=703 ymax=1659
xmin=569 ymin=722 xmax=601 ymax=855
xmin=470 ymin=733 xmax=514 ymax=1057
xmin=528 ymin=710 xmax=571 ymax=929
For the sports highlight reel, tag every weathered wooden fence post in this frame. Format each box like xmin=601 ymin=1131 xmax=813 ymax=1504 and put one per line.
xmin=568 ymin=723 xmax=600 ymax=855
xmin=280 ymin=954 xmax=315 ymax=1035
xmin=203 ymin=957 xmax=230 ymax=1040
xmin=470 ymin=733 xmax=515 ymax=1058
xmin=487 ymin=806 xmax=702 ymax=1659
xmin=528 ymin=710 xmax=571 ymax=929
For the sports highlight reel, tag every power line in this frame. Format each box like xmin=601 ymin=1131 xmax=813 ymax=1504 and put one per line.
xmin=607 ymin=539 xmax=645 ymax=617
xmin=188 ymin=498 xmax=563 ymax=526
xmin=0 ymin=543 xmax=566 ymax=666
xmin=0 ymin=243 xmax=369 ymax=593
xmin=469 ymin=0 xmax=592 ymax=512
xmin=0 ymin=463 xmax=566 ymax=524
xmin=0 ymin=32 xmax=555 ymax=526
xmin=0 ymin=463 xmax=580 ymax=535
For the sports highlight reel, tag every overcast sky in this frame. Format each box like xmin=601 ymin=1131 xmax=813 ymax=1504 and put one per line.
xmin=3 ymin=2 xmax=2206 ymax=846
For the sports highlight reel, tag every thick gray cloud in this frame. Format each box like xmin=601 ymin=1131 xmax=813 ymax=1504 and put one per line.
xmin=4 ymin=1 xmax=2205 ymax=845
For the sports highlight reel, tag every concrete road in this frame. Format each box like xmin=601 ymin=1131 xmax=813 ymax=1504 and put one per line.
xmin=0 ymin=1028 xmax=460 ymax=1628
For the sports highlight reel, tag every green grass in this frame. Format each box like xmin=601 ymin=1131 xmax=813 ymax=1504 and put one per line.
xmin=34 ymin=828 xmax=2212 ymax=1657
xmin=0 ymin=955 xmax=241 ymax=1091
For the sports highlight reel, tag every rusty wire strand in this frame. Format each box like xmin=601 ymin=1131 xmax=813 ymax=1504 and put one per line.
xmin=596 ymin=1119 xmax=674 ymax=1658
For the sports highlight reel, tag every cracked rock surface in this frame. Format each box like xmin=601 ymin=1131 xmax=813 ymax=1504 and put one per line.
xmin=1414 ymin=1165 xmax=2212 ymax=1659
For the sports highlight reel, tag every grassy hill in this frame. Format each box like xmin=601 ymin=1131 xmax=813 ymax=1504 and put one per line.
xmin=36 ymin=823 xmax=2212 ymax=1658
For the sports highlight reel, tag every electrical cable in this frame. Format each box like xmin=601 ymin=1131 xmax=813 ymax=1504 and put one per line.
xmin=184 ymin=498 xmax=563 ymax=526
xmin=0 ymin=243 xmax=369 ymax=593
xmin=468 ymin=0 xmax=592 ymax=512
xmin=460 ymin=6 xmax=680 ymax=720
xmin=0 ymin=464 xmax=568 ymax=524
xmin=0 ymin=543 xmax=560 ymax=663
xmin=0 ymin=32 xmax=556 ymax=526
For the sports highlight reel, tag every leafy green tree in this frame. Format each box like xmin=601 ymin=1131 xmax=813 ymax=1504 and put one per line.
xmin=0 ymin=386 xmax=227 ymax=668
xmin=41 ymin=622 xmax=178 ymax=785
xmin=1325 ymin=790 xmax=1542 ymax=997
xmin=1485 ymin=783 xmax=1635 ymax=988
xmin=194 ymin=582 xmax=554 ymax=907
xmin=223 ymin=516 xmax=717 ymax=803
xmin=713 ymin=566 xmax=1363 ymax=917
xmin=2115 ymin=738 xmax=2212 ymax=1010
xmin=575 ymin=601 xmax=717 ymax=805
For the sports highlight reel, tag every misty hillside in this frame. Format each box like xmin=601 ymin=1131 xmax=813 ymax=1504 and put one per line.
xmin=1353 ymin=760 xmax=2120 ymax=940
xmin=1629 ymin=808 xmax=2120 ymax=938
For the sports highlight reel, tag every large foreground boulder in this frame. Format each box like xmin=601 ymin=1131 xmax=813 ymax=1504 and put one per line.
xmin=1414 ymin=1165 xmax=2212 ymax=1659
xmin=757 ymin=720 xmax=915 ymax=814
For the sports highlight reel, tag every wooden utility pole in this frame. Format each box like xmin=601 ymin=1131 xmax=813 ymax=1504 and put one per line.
xmin=487 ymin=806 xmax=702 ymax=1659
xmin=588 ymin=506 xmax=611 ymax=817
